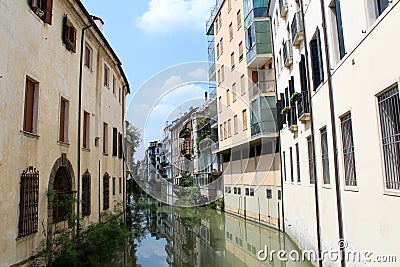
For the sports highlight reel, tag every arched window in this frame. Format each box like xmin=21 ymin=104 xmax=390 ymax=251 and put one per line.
xmin=53 ymin=167 xmax=73 ymax=223
xmin=82 ymin=170 xmax=91 ymax=216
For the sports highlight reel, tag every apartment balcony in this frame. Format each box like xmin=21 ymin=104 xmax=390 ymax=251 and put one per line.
xmin=208 ymin=40 xmax=216 ymax=80
xmin=288 ymin=106 xmax=298 ymax=132
xmin=180 ymin=140 xmax=192 ymax=159
xmin=249 ymin=69 xmax=275 ymax=99
xmin=297 ymin=91 xmax=311 ymax=122
xmin=206 ymin=0 xmax=223 ymax=35
xmin=179 ymin=128 xmax=191 ymax=138
xmin=279 ymin=0 xmax=288 ymax=18
xmin=291 ymin=12 xmax=304 ymax=46
xmin=283 ymin=40 xmax=293 ymax=67
xmin=245 ymin=20 xmax=272 ymax=68
xmin=250 ymin=95 xmax=278 ymax=137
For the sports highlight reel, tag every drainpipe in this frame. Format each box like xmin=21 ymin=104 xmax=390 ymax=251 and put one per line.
xmin=269 ymin=16 xmax=285 ymax=233
xmin=77 ymin=22 xmax=93 ymax=239
xmin=98 ymin=160 xmax=101 ymax=222
xmin=122 ymin=85 xmax=127 ymax=222
xmin=298 ymin=0 xmax=323 ymax=265
xmin=318 ymin=0 xmax=345 ymax=266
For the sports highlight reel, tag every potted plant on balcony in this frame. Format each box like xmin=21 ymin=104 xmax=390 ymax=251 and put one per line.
xmin=65 ymin=39 xmax=74 ymax=51
xmin=290 ymin=92 xmax=300 ymax=104
xmin=281 ymin=106 xmax=290 ymax=115
xmin=35 ymin=7 xmax=45 ymax=18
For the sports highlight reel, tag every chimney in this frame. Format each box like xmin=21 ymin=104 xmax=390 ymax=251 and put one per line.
xmin=91 ymin=15 xmax=104 ymax=32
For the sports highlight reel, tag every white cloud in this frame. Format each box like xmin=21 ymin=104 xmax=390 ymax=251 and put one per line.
xmin=188 ymin=67 xmax=208 ymax=80
xmin=136 ymin=0 xmax=214 ymax=34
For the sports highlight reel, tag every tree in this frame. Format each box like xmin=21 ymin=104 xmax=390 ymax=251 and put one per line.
xmin=126 ymin=122 xmax=141 ymax=163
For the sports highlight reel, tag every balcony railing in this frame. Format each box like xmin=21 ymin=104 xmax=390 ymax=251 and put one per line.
xmin=288 ymin=106 xmax=298 ymax=132
xmin=283 ymin=40 xmax=293 ymax=67
xmin=206 ymin=0 xmax=223 ymax=34
xmin=297 ymin=91 xmax=311 ymax=121
xmin=248 ymin=69 xmax=275 ymax=99
xmin=279 ymin=0 xmax=288 ymax=18
xmin=291 ymin=12 xmax=304 ymax=46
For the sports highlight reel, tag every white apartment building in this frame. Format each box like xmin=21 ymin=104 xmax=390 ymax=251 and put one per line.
xmin=206 ymin=0 xmax=282 ymax=229
xmin=270 ymin=0 xmax=400 ymax=265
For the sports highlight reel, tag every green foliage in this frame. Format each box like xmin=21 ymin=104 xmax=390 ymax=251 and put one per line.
xmin=196 ymin=117 xmax=211 ymax=152
xmin=126 ymin=122 xmax=142 ymax=164
xmin=290 ymin=92 xmax=301 ymax=104
xmin=280 ymin=106 xmax=290 ymax=115
xmin=179 ymin=172 xmax=193 ymax=187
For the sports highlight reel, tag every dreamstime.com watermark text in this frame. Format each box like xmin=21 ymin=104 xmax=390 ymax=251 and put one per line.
xmin=257 ymin=240 xmax=397 ymax=263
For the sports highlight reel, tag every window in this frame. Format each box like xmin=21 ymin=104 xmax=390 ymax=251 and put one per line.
xmin=112 ymin=177 xmax=116 ymax=195
xmin=234 ymin=187 xmax=237 ymax=194
xmin=113 ymin=128 xmax=118 ymax=156
xmin=230 ymin=52 xmax=235 ymax=70
xmin=62 ymin=16 xmax=77 ymax=53
xmin=239 ymin=42 xmax=243 ymax=62
xmin=321 ymin=127 xmax=330 ymax=184
xmin=219 ymin=96 xmax=222 ymax=113
xmin=228 ymin=0 xmax=232 ymax=11
xmin=377 ymin=86 xmax=400 ymax=190
xmin=119 ymin=88 xmax=122 ymax=103
xmin=23 ymin=78 xmax=39 ymax=134
xmin=18 ymin=167 xmax=39 ymax=237
xmin=278 ymin=190 xmax=282 ymax=200
xmin=376 ymin=0 xmax=389 ymax=16
xmin=237 ymin=187 xmax=241 ymax=195
xmin=84 ymin=43 xmax=93 ymax=69
xmin=113 ymin=75 xmax=116 ymax=94
xmin=220 ymin=124 xmax=224 ymax=141
xmin=219 ymin=13 xmax=222 ymax=28
xmin=119 ymin=177 xmax=122 ymax=194
xmin=220 ymin=38 xmax=224 ymax=55
xmin=245 ymin=188 xmax=254 ymax=196
xmin=242 ymin=109 xmax=248 ymax=130
xmin=59 ymin=98 xmax=69 ymax=143
xmin=229 ymin=23 xmax=233 ymax=40
xmin=237 ymin=10 xmax=242 ymax=29
xmin=217 ymin=69 xmax=221 ymax=83
xmin=310 ymin=28 xmax=324 ymax=90
xmin=103 ymin=122 xmax=108 ymax=154
xmin=307 ymin=136 xmax=315 ymax=184
xmin=29 ymin=0 xmax=53 ymax=24
xmin=224 ymin=121 xmax=227 ymax=139
xmin=225 ymin=187 xmax=231 ymax=193
xmin=103 ymin=173 xmax=110 ymax=210
xmin=232 ymin=83 xmax=237 ymax=102
xmin=266 ymin=189 xmax=272 ymax=199
xmin=240 ymin=75 xmax=245 ymax=95
xmin=215 ymin=18 xmax=219 ymax=34
xmin=83 ymin=111 xmax=90 ymax=149
xmin=226 ymin=89 xmax=230 ymax=106
xmin=234 ymin=115 xmax=238 ymax=134
xmin=296 ymin=143 xmax=301 ymax=183
xmin=283 ymin=151 xmax=287 ymax=181
xmin=329 ymin=0 xmax=345 ymax=60
xmin=289 ymin=147 xmax=294 ymax=182
xmin=82 ymin=170 xmax=91 ymax=216
xmin=339 ymin=113 xmax=357 ymax=187
xmin=221 ymin=65 xmax=225 ymax=82
xmin=104 ymin=64 xmax=110 ymax=87
xmin=118 ymin=132 xmax=123 ymax=159
xmin=216 ymin=43 xmax=220 ymax=58
xmin=228 ymin=119 xmax=232 ymax=137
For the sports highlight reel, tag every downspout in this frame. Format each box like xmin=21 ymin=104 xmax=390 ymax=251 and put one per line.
xmin=122 ymin=84 xmax=127 ymax=222
xmin=318 ymin=0 xmax=345 ymax=266
xmin=298 ymin=0 xmax=323 ymax=265
xmin=77 ymin=22 xmax=93 ymax=239
xmin=98 ymin=160 xmax=101 ymax=222
xmin=269 ymin=14 xmax=285 ymax=233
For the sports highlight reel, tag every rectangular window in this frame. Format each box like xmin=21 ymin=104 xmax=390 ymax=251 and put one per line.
xmin=220 ymin=124 xmax=223 ymax=141
xmin=239 ymin=42 xmax=243 ymax=61
xmin=119 ymin=88 xmax=122 ymax=103
xmin=231 ymin=52 xmax=235 ymax=70
xmin=220 ymin=38 xmax=224 ymax=55
xmin=234 ymin=187 xmax=238 ymax=194
xmin=237 ymin=187 xmax=241 ymax=195
xmin=112 ymin=177 xmax=116 ymax=195
xmin=84 ymin=43 xmax=93 ymax=69
xmin=296 ymin=143 xmax=301 ymax=183
xmin=216 ymin=43 xmax=220 ymax=58
xmin=113 ymin=127 xmax=118 ymax=156
xmin=219 ymin=13 xmax=222 ymax=28
xmin=103 ymin=174 xmax=110 ymax=210
xmin=266 ymin=189 xmax=272 ymax=199
xmin=283 ymin=151 xmax=287 ymax=181
xmin=18 ymin=167 xmax=39 ymax=237
xmin=237 ymin=10 xmax=242 ymax=29
xmin=118 ymin=132 xmax=123 ymax=159
xmin=340 ymin=113 xmax=357 ymax=187
xmin=224 ymin=121 xmax=227 ymax=140
xmin=240 ymin=75 xmax=245 ymax=95
xmin=329 ymin=0 xmax=345 ymax=60
xmin=59 ymin=98 xmax=69 ymax=143
xmin=228 ymin=0 xmax=232 ymax=11
xmin=226 ymin=89 xmax=230 ymax=106
xmin=377 ymin=0 xmax=389 ymax=16
xmin=103 ymin=122 xmax=108 ymax=154
xmin=310 ymin=28 xmax=324 ymax=90
xmin=23 ymin=78 xmax=39 ymax=134
xmin=245 ymin=188 xmax=255 ymax=196
xmin=221 ymin=65 xmax=225 ymax=82
xmin=290 ymin=147 xmax=294 ymax=182
xmin=321 ymin=127 xmax=330 ymax=184
xmin=29 ymin=0 xmax=53 ymax=24
xmin=242 ymin=109 xmax=248 ymax=130
xmin=307 ymin=136 xmax=315 ymax=184
xmin=113 ymin=75 xmax=116 ymax=94
xmin=219 ymin=96 xmax=222 ymax=113
xmin=119 ymin=177 xmax=122 ymax=194
xmin=228 ymin=119 xmax=232 ymax=137
xmin=232 ymin=83 xmax=237 ymax=102
xmin=104 ymin=64 xmax=110 ymax=87
xmin=82 ymin=171 xmax=91 ymax=216
xmin=83 ymin=111 xmax=90 ymax=149
xmin=62 ymin=16 xmax=77 ymax=53
xmin=378 ymin=86 xmax=400 ymax=190
xmin=229 ymin=23 xmax=233 ymax=40
xmin=278 ymin=190 xmax=282 ymax=200
xmin=234 ymin=115 xmax=238 ymax=135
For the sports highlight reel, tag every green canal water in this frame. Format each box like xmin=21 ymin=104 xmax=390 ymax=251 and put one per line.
xmin=125 ymin=194 xmax=313 ymax=267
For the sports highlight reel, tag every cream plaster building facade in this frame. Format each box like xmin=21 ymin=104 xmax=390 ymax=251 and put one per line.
xmin=0 ymin=0 xmax=130 ymax=265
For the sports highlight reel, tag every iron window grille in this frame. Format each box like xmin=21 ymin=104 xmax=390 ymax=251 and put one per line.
xmin=321 ymin=127 xmax=331 ymax=184
xmin=290 ymin=147 xmax=294 ymax=182
xmin=340 ymin=113 xmax=357 ymax=186
xmin=18 ymin=167 xmax=39 ymax=237
xmin=53 ymin=167 xmax=73 ymax=223
xmin=296 ymin=143 xmax=301 ymax=183
xmin=82 ymin=170 xmax=91 ymax=216
xmin=307 ymin=136 xmax=315 ymax=184
xmin=103 ymin=173 xmax=110 ymax=210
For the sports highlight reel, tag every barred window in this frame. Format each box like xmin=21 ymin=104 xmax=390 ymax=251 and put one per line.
xmin=82 ymin=170 xmax=91 ymax=216
xmin=18 ymin=167 xmax=39 ymax=237
xmin=340 ymin=113 xmax=357 ymax=186
xmin=296 ymin=143 xmax=301 ymax=183
xmin=103 ymin=173 xmax=110 ymax=210
xmin=289 ymin=147 xmax=294 ymax=182
xmin=320 ymin=127 xmax=331 ymax=184
xmin=378 ymin=86 xmax=400 ymax=190
xmin=307 ymin=136 xmax=315 ymax=184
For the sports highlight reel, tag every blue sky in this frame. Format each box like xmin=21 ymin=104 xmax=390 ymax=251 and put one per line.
xmin=81 ymin=0 xmax=216 ymax=158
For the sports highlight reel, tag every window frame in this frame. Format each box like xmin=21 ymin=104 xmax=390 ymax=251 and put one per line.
xmin=84 ymin=43 xmax=93 ymax=70
xmin=23 ymin=77 xmax=39 ymax=135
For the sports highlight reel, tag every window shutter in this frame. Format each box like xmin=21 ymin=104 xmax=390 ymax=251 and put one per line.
xmin=29 ymin=0 xmax=34 ymax=8
xmin=315 ymin=27 xmax=324 ymax=84
xmin=310 ymin=39 xmax=320 ymax=89
xmin=72 ymin=27 xmax=77 ymax=53
xmin=334 ymin=0 xmax=345 ymax=58
xmin=299 ymin=55 xmax=308 ymax=92
xmin=45 ymin=0 xmax=53 ymax=25
xmin=62 ymin=15 xmax=68 ymax=43
xmin=284 ymin=88 xmax=289 ymax=107
xmin=289 ymin=76 xmax=295 ymax=95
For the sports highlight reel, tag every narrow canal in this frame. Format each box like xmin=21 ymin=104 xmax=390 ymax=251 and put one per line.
xmin=126 ymin=190 xmax=313 ymax=267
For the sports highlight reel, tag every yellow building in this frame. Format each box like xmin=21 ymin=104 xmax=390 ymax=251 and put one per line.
xmin=206 ymin=0 xmax=282 ymax=229
xmin=0 ymin=0 xmax=130 ymax=265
